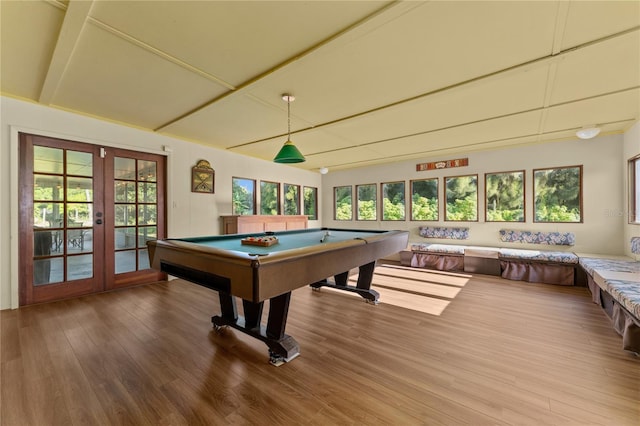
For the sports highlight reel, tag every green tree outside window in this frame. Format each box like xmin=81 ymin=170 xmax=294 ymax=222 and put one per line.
xmin=284 ymin=183 xmax=300 ymax=215
xmin=357 ymin=184 xmax=377 ymax=220
xmin=411 ymin=178 xmax=438 ymax=221
xmin=232 ymin=177 xmax=255 ymax=215
xmin=303 ymin=186 xmax=318 ymax=220
xmin=335 ymin=186 xmax=352 ymax=220
xmin=260 ymin=181 xmax=279 ymax=215
xmin=485 ymin=171 xmax=524 ymax=222
xmin=382 ymin=181 xmax=405 ymax=220
xmin=534 ymin=166 xmax=581 ymax=222
xmin=445 ymin=175 xmax=477 ymax=221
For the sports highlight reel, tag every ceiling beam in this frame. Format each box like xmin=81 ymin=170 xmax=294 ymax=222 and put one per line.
xmin=39 ymin=0 xmax=94 ymax=104
xmin=153 ymin=0 xmax=416 ymax=132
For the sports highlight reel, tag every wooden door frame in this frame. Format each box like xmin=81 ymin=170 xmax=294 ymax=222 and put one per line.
xmin=16 ymin=132 xmax=167 ymax=306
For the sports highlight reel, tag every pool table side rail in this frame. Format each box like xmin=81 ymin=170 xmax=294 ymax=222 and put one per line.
xmin=253 ymin=231 xmax=409 ymax=300
xmin=148 ymin=230 xmax=409 ymax=302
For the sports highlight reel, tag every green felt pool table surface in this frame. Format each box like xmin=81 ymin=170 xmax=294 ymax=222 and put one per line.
xmin=179 ymin=228 xmax=386 ymax=255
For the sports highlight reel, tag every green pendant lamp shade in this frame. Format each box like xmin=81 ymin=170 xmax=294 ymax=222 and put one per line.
xmin=274 ymin=140 xmax=306 ymax=163
xmin=274 ymin=94 xmax=305 ymax=163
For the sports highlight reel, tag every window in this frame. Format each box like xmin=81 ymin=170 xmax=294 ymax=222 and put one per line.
xmin=334 ymin=186 xmax=352 ymax=220
xmin=382 ymin=181 xmax=405 ymax=221
xmin=411 ymin=178 xmax=438 ymax=221
xmin=356 ymin=184 xmax=377 ymax=221
xmin=445 ymin=174 xmax=478 ymax=221
xmin=260 ymin=181 xmax=280 ymax=215
xmin=303 ymin=186 xmax=318 ymax=220
xmin=630 ymin=156 xmax=640 ymax=224
xmin=534 ymin=166 xmax=582 ymax=223
xmin=485 ymin=171 xmax=524 ymax=222
xmin=232 ymin=177 xmax=256 ymax=215
xmin=283 ymin=183 xmax=300 ymax=215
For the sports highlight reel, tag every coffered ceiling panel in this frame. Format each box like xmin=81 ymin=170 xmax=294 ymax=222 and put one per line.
xmin=1 ymin=0 xmax=638 ymax=172
xmin=89 ymin=0 xmax=393 ymax=87
xmin=52 ymin=21 xmax=225 ymax=129
xmin=550 ymin=31 xmax=640 ymax=105
xmin=305 ymin=64 xmax=550 ymax=147
xmin=543 ymin=88 xmax=640 ymax=133
xmin=560 ymin=0 xmax=640 ymax=50
xmin=0 ymin=1 xmax=65 ymax=99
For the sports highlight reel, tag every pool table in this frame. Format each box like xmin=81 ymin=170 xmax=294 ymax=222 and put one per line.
xmin=147 ymin=228 xmax=409 ymax=365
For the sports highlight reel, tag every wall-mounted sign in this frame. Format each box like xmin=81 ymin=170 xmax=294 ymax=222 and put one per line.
xmin=416 ymin=157 xmax=468 ymax=172
xmin=191 ymin=159 xmax=215 ymax=193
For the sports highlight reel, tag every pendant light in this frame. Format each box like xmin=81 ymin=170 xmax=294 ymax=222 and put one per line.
xmin=274 ymin=94 xmax=306 ymax=163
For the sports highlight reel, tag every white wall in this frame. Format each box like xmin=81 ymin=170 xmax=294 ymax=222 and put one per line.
xmin=0 ymin=96 xmax=321 ymax=309
xmin=623 ymin=121 xmax=640 ymax=259
xmin=322 ymin=134 xmax=626 ymax=256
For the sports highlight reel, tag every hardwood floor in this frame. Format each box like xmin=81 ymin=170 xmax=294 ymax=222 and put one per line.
xmin=1 ymin=265 xmax=638 ymax=425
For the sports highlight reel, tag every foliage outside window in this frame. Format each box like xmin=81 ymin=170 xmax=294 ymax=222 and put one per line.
xmin=232 ymin=177 xmax=256 ymax=215
xmin=534 ymin=166 xmax=582 ymax=223
xmin=485 ymin=171 xmax=524 ymax=222
xmin=303 ymin=186 xmax=318 ymax=220
xmin=283 ymin=183 xmax=300 ymax=215
xmin=445 ymin=175 xmax=478 ymax=221
xmin=334 ymin=186 xmax=353 ymax=220
xmin=357 ymin=184 xmax=377 ymax=220
xmin=411 ymin=178 xmax=438 ymax=221
xmin=382 ymin=181 xmax=405 ymax=221
xmin=630 ymin=156 xmax=640 ymax=224
xmin=260 ymin=181 xmax=280 ymax=215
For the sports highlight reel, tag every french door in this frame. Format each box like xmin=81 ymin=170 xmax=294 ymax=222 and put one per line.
xmin=19 ymin=133 xmax=166 ymax=306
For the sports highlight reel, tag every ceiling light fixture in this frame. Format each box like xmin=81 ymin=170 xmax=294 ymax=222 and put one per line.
xmin=319 ymin=167 xmax=328 ymax=175
xmin=576 ymin=125 xmax=601 ymax=140
xmin=274 ymin=94 xmax=305 ymax=163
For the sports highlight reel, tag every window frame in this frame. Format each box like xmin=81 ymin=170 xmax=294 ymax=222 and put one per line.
xmin=259 ymin=180 xmax=280 ymax=215
xmin=303 ymin=186 xmax=318 ymax=221
xmin=533 ymin=165 xmax=583 ymax=223
xmin=334 ymin=185 xmax=353 ymax=221
xmin=444 ymin=174 xmax=478 ymax=222
xmin=381 ymin=181 xmax=406 ymax=221
xmin=356 ymin=183 xmax=378 ymax=221
xmin=410 ymin=178 xmax=439 ymax=221
xmin=629 ymin=155 xmax=640 ymax=224
xmin=231 ymin=177 xmax=256 ymax=216
xmin=283 ymin=183 xmax=301 ymax=215
xmin=484 ymin=170 xmax=525 ymax=223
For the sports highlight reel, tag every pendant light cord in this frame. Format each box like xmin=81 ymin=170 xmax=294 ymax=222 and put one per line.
xmin=287 ymin=97 xmax=291 ymax=140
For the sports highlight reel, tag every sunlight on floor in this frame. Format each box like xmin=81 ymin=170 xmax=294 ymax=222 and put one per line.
xmin=351 ymin=264 xmax=471 ymax=316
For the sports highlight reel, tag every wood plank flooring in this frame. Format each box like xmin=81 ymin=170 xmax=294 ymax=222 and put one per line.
xmin=1 ymin=265 xmax=638 ymax=425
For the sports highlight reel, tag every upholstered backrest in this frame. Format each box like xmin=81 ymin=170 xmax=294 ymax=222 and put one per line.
xmin=499 ymin=229 xmax=575 ymax=246
xmin=418 ymin=226 xmax=469 ymax=240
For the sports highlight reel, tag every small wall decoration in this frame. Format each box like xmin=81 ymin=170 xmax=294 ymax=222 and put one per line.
xmin=191 ymin=159 xmax=215 ymax=193
xmin=416 ymin=157 xmax=468 ymax=172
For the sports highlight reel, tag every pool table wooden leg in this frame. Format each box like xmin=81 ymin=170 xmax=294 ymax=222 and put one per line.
xmin=309 ymin=261 xmax=380 ymax=304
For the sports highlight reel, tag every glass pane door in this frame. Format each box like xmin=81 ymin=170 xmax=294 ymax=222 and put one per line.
xmin=20 ymin=134 xmax=104 ymax=305
xmin=33 ymin=146 xmax=95 ymax=284
xmin=113 ymin=157 xmax=157 ymax=273
xmin=104 ymin=148 xmax=166 ymax=291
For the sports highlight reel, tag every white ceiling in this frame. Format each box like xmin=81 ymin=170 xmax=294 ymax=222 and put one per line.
xmin=1 ymin=0 xmax=639 ymax=172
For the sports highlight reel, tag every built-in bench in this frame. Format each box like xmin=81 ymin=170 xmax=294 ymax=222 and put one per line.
xmin=578 ymin=251 xmax=640 ymax=354
xmin=404 ymin=227 xmax=578 ymax=285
